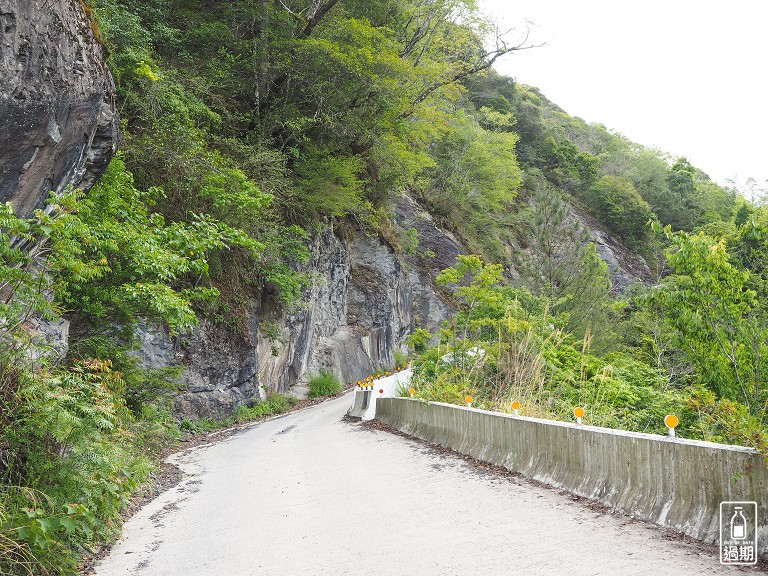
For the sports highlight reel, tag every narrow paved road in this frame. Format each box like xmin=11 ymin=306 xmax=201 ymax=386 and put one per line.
xmin=96 ymin=392 xmax=742 ymax=575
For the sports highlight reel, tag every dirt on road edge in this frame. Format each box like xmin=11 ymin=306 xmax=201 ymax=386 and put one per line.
xmin=360 ymin=418 xmax=768 ymax=574
xmin=79 ymin=392 xmax=346 ymax=575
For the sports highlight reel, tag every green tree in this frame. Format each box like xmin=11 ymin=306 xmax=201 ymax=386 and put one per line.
xmin=49 ymin=158 xmax=263 ymax=334
xmin=730 ymin=210 xmax=768 ymax=306
xmin=420 ymin=108 xmax=522 ymax=260
xmin=651 ymin=226 xmax=767 ymax=415
xmin=543 ymin=137 xmax=599 ymax=194
xmin=586 ymin=175 xmax=654 ymax=244
xmin=517 ymin=178 xmax=612 ymax=341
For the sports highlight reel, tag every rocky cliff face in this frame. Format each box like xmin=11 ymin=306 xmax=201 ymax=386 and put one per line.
xmin=136 ymin=195 xmax=460 ymax=419
xmin=393 ymin=194 xmax=464 ymax=330
xmin=0 ymin=2 xmax=649 ymax=420
xmin=136 ymin=191 xmax=655 ymax=420
xmin=572 ymin=208 xmax=653 ymax=292
xmin=0 ymin=0 xmax=119 ymax=216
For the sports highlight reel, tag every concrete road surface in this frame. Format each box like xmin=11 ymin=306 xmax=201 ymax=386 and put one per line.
xmin=95 ymin=392 xmax=748 ymax=575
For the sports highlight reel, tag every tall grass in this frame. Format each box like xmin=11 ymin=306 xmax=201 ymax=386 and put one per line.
xmin=308 ymin=371 xmax=342 ymax=399
xmin=0 ymin=487 xmax=54 ymax=576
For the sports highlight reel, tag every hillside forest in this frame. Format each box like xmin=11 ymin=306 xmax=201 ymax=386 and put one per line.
xmin=1 ymin=1 xmax=767 ymax=573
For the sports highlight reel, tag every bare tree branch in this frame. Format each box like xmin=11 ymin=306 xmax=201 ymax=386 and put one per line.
xmin=272 ymin=0 xmax=336 ymax=37
xmin=403 ymin=36 xmax=541 ymax=117
xmin=300 ymin=0 xmax=339 ymax=38
xmin=412 ymin=16 xmax=442 ymax=66
xmin=274 ymin=0 xmax=302 ymax=24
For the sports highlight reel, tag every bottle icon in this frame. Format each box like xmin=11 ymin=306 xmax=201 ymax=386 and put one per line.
xmin=730 ymin=507 xmax=747 ymax=540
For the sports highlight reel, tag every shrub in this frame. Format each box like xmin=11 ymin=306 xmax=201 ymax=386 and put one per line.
xmin=406 ymin=328 xmax=432 ymax=354
xmin=393 ymin=349 xmax=410 ymax=369
xmin=0 ymin=487 xmax=48 ymax=576
xmin=2 ymin=359 xmax=151 ymax=572
xmin=307 ymin=371 xmax=342 ymax=399
xmin=69 ymin=336 xmax=182 ymax=415
xmin=235 ymin=393 xmax=298 ymax=423
xmin=178 ymin=394 xmax=300 ymax=432
xmin=178 ymin=416 xmax=234 ymax=434
xmin=584 ymin=175 xmax=654 ymax=243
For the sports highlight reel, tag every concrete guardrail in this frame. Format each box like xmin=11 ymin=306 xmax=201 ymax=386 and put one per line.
xmin=346 ymin=389 xmax=371 ymax=418
xmin=376 ymin=397 xmax=768 ymax=557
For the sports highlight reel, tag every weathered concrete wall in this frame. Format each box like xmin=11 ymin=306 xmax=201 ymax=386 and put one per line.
xmin=346 ymin=389 xmax=371 ymax=418
xmin=376 ymin=398 xmax=768 ymax=556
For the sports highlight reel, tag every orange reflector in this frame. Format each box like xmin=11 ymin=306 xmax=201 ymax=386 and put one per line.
xmin=409 ymin=388 xmax=415 ymax=395
xmin=664 ymin=414 xmax=679 ymax=429
xmin=511 ymin=401 xmax=521 ymax=411
xmin=465 ymin=395 xmax=473 ymax=404
xmin=574 ymin=407 xmax=585 ymax=419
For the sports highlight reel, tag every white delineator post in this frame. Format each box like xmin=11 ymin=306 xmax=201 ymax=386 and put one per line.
xmin=665 ymin=414 xmax=679 ymax=437
xmin=574 ymin=407 xmax=585 ymax=426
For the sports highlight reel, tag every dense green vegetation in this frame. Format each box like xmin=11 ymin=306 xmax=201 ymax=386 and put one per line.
xmin=179 ymin=393 xmax=299 ymax=433
xmin=2 ymin=2 xmax=533 ymax=572
xmin=407 ymin=253 xmax=767 ymax=453
xmin=307 ymin=371 xmax=343 ymax=399
xmin=0 ymin=0 xmax=765 ymax=573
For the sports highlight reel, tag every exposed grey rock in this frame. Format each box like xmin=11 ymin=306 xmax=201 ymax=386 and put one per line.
xmin=571 ymin=207 xmax=653 ymax=292
xmin=0 ymin=0 xmax=118 ymax=396
xmin=133 ymin=316 xmax=261 ymax=419
xmin=134 ymin=322 xmax=178 ymax=370
xmin=258 ymin=228 xmax=416 ymax=399
xmin=252 ymin=213 xmax=459 ymax=408
xmin=393 ymin=194 xmax=462 ymax=332
xmin=135 ymin=207 xmax=461 ymax=420
xmin=0 ymin=0 xmax=119 ymax=217
xmin=256 ymin=229 xmax=351 ymax=398
xmin=27 ymin=315 xmax=70 ymax=364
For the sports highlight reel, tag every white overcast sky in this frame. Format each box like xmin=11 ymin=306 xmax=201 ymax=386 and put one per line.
xmin=479 ymin=0 xmax=768 ymax=193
